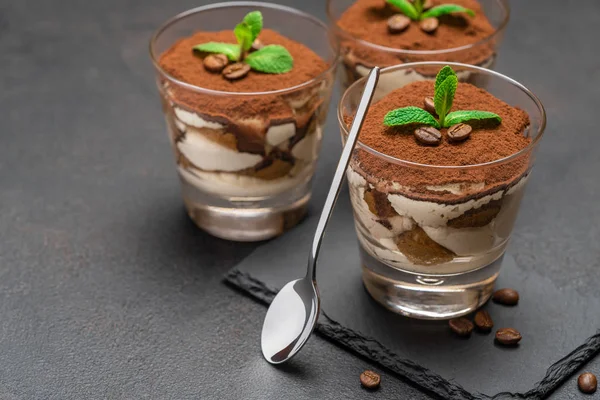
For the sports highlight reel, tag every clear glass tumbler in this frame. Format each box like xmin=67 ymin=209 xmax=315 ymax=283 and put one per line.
xmin=150 ymin=2 xmax=338 ymax=241
xmin=327 ymin=0 xmax=509 ymax=90
xmin=338 ymin=62 xmax=545 ymax=319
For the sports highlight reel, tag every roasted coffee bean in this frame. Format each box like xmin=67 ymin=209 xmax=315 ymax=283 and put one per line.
xmin=251 ymin=38 xmax=264 ymax=52
xmin=424 ymin=97 xmax=437 ymax=117
xmin=449 ymin=318 xmax=474 ymax=337
xmin=203 ymin=54 xmax=229 ymax=73
xmin=360 ymin=370 xmax=381 ymax=389
xmin=474 ymin=310 xmax=494 ymax=332
xmin=447 ymin=123 xmax=472 ymax=142
xmin=420 ymin=17 xmax=439 ymax=33
xmin=493 ymin=288 xmax=519 ymax=305
xmin=495 ymin=328 xmax=522 ymax=345
xmin=414 ymin=126 xmax=442 ymax=146
xmin=578 ymin=373 xmax=597 ymax=394
xmin=387 ymin=14 xmax=411 ymax=33
xmin=222 ymin=62 xmax=251 ymax=80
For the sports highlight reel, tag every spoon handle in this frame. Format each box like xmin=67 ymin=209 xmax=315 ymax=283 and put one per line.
xmin=306 ymin=67 xmax=380 ymax=281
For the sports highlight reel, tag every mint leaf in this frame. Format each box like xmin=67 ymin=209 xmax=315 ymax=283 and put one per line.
xmin=243 ymin=11 xmax=263 ymax=42
xmin=413 ymin=0 xmax=425 ymax=14
xmin=434 ymin=75 xmax=457 ymax=126
xmin=245 ymin=45 xmax=293 ymax=74
xmin=435 ymin=65 xmax=456 ymax=93
xmin=445 ymin=110 xmax=502 ymax=127
xmin=383 ymin=106 xmax=441 ymax=128
xmin=386 ymin=0 xmax=419 ymax=20
xmin=234 ymin=23 xmax=253 ymax=52
xmin=422 ymin=4 xmax=475 ymax=19
xmin=193 ymin=42 xmax=241 ymax=61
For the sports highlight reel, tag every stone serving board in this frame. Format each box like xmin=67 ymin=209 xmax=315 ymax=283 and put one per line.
xmin=225 ymin=187 xmax=600 ymax=399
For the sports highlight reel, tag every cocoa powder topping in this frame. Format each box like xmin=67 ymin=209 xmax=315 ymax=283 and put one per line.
xmin=159 ymin=29 xmax=328 ymax=93
xmin=337 ymin=0 xmax=497 ymax=67
xmin=346 ymin=81 xmax=532 ymax=202
xmin=157 ymin=29 xmax=331 ymax=134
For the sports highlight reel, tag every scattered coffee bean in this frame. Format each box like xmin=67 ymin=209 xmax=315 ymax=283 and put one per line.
xmin=492 ymin=288 xmax=519 ymax=306
xmin=495 ymin=328 xmax=522 ymax=345
xmin=360 ymin=370 xmax=381 ymax=389
xmin=447 ymin=123 xmax=473 ymax=142
xmin=387 ymin=14 xmax=411 ymax=33
xmin=474 ymin=310 xmax=494 ymax=332
xmin=578 ymin=373 xmax=597 ymax=394
xmin=419 ymin=17 xmax=439 ymax=33
xmin=222 ymin=62 xmax=251 ymax=80
xmin=203 ymin=54 xmax=229 ymax=73
xmin=251 ymin=38 xmax=264 ymax=52
xmin=423 ymin=97 xmax=437 ymax=117
xmin=414 ymin=126 xmax=442 ymax=146
xmin=449 ymin=317 xmax=474 ymax=337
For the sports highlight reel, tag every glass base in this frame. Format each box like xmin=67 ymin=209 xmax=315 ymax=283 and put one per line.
xmin=179 ymin=176 xmax=310 ymax=242
xmin=361 ymin=247 xmax=502 ymax=320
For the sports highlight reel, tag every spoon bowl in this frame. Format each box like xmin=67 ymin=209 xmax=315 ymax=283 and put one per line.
xmin=261 ymin=278 xmax=319 ymax=364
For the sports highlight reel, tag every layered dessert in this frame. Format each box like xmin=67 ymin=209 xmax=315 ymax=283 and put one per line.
xmin=158 ymin=13 xmax=333 ymax=200
xmin=329 ymin=0 xmax=503 ymax=89
xmin=345 ymin=66 xmax=531 ymax=274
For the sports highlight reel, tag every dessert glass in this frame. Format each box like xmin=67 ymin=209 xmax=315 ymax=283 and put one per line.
xmin=327 ymin=0 xmax=510 ymax=90
xmin=338 ymin=62 xmax=545 ymax=319
xmin=150 ymin=2 xmax=338 ymax=241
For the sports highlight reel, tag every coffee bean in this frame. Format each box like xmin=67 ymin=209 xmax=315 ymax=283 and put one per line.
xmin=203 ymin=54 xmax=229 ymax=73
xmin=493 ymin=288 xmax=519 ymax=306
xmin=449 ymin=318 xmax=474 ymax=337
xmin=474 ymin=310 xmax=494 ymax=332
xmin=495 ymin=328 xmax=522 ymax=345
xmin=251 ymin=38 xmax=264 ymax=52
xmin=387 ymin=14 xmax=411 ymax=33
xmin=414 ymin=126 xmax=442 ymax=146
xmin=578 ymin=373 xmax=597 ymax=394
xmin=420 ymin=17 xmax=439 ymax=33
xmin=447 ymin=123 xmax=472 ymax=142
xmin=423 ymin=97 xmax=437 ymax=117
xmin=222 ymin=62 xmax=251 ymax=80
xmin=360 ymin=370 xmax=381 ymax=389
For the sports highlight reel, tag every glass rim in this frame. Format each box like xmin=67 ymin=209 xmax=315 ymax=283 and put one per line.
xmin=326 ymin=0 xmax=510 ymax=57
xmin=337 ymin=61 xmax=547 ymax=170
xmin=149 ymin=1 xmax=340 ymax=97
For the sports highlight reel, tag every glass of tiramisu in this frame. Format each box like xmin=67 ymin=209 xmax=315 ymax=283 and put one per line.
xmin=339 ymin=62 xmax=545 ymax=319
xmin=150 ymin=3 xmax=337 ymax=241
xmin=327 ymin=0 xmax=509 ymax=90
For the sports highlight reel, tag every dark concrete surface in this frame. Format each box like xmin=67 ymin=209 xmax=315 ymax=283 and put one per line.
xmin=0 ymin=0 xmax=598 ymax=398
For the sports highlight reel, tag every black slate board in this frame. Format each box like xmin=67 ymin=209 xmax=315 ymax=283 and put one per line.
xmin=226 ymin=187 xmax=600 ymax=399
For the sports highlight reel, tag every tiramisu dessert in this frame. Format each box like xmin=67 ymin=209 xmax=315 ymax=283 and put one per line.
xmin=328 ymin=0 xmax=507 ymax=89
xmin=152 ymin=8 xmax=335 ymax=240
xmin=345 ymin=66 xmax=531 ymax=275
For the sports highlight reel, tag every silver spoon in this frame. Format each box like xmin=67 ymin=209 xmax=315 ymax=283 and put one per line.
xmin=261 ymin=67 xmax=381 ymax=364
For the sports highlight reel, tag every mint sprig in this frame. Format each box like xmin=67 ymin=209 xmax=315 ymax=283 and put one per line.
xmin=193 ymin=42 xmax=241 ymax=61
xmin=243 ymin=10 xmax=263 ymax=40
xmin=245 ymin=45 xmax=293 ymax=74
xmin=422 ymin=4 xmax=475 ymax=19
xmin=383 ymin=66 xmax=502 ymax=130
xmin=445 ymin=110 xmax=502 ymax=126
xmin=384 ymin=106 xmax=441 ymax=128
xmin=386 ymin=0 xmax=475 ymax=21
xmin=434 ymin=73 xmax=457 ymax=127
xmin=192 ymin=11 xmax=293 ymax=75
